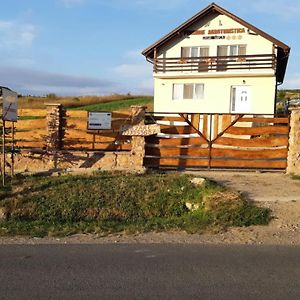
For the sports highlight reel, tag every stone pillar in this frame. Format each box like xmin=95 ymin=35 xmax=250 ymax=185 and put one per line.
xmin=287 ymin=107 xmax=300 ymax=175
xmin=131 ymin=105 xmax=147 ymax=125
xmin=46 ymin=104 xmax=65 ymax=151
xmin=130 ymin=105 xmax=147 ymax=171
xmin=131 ymin=136 xmax=145 ymax=169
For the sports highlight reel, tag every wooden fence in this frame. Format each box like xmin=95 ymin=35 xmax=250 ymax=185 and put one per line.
xmin=12 ymin=109 xmax=133 ymax=151
xmin=64 ymin=110 xmax=132 ymax=151
xmin=145 ymin=113 xmax=290 ymax=170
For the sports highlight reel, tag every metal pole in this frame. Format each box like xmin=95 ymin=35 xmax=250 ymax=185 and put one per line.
xmin=2 ymin=120 xmax=6 ymax=186
xmin=11 ymin=121 xmax=15 ymax=177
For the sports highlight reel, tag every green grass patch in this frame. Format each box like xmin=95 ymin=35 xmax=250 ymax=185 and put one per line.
xmin=0 ymin=172 xmax=271 ymax=237
xmin=292 ymin=175 xmax=300 ymax=180
xmin=69 ymin=97 xmax=153 ymax=111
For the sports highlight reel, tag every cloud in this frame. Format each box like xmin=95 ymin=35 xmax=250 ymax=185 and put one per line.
xmin=60 ymin=0 xmax=86 ymax=7
xmin=114 ymin=63 xmax=151 ymax=78
xmin=283 ymin=73 xmax=300 ymax=89
xmin=0 ymin=66 xmax=116 ymax=96
xmin=0 ymin=20 xmax=36 ymax=48
xmin=243 ymin=0 xmax=300 ymax=19
xmin=111 ymin=49 xmax=153 ymax=94
xmin=99 ymin=0 xmax=190 ymax=11
xmin=133 ymin=0 xmax=189 ymax=10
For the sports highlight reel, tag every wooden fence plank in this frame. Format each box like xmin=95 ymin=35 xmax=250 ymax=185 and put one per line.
xmin=146 ymin=136 xmax=208 ymax=146
xmin=213 ymin=114 xmax=219 ymax=140
xmin=225 ymin=125 xmax=289 ymax=135
xmin=16 ymin=119 xmax=47 ymax=130
xmin=191 ymin=114 xmax=200 ymax=130
xmin=144 ymin=157 xmax=209 ymax=167
xmin=238 ymin=117 xmax=289 ymax=124
xmin=66 ymin=119 xmax=131 ymax=131
xmin=222 ymin=114 xmax=232 ymax=130
xmin=145 ymin=147 xmax=210 ymax=157
xmin=213 ymin=136 xmax=288 ymax=147
xmin=16 ymin=141 xmax=46 ymax=148
xmin=149 ymin=116 xmax=184 ymax=122
xmin=145 ymin=157 xmax=286 ymax=169
xmin=211 ymin=148 xmax=288 ymax=159
xmin=210 ymin=159 xmax=287 ymax=169
xmin=202 ymin=114 xmax=208 ymax=138
xmin=160 ymin=125 xmax=198 ymax=135
xmin=15 ymin=130 xmax=47 ymax=140
xmin=18 ymin=109 xmax=47 ymax=117
xmin=66 ymin=110 xmax=131 ymax=119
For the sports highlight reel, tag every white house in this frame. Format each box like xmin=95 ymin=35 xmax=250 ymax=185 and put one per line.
xmin=142 ymin=2 xmax=290 ymax=114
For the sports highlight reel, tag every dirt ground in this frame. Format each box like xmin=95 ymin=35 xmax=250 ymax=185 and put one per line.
xmin=1 ymin=171 xmax=299 ymax=245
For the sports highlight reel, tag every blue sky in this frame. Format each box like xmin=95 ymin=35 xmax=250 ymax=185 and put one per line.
xmin=0 ymin=0 xmax=299 ymax=96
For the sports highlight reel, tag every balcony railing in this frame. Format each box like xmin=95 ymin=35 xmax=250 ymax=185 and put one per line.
xmin=153 ymin=54 xmax=276 ymax=73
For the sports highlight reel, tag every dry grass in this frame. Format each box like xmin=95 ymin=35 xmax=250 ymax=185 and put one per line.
xmin=16 ymin=94 xmax=151 ymax=109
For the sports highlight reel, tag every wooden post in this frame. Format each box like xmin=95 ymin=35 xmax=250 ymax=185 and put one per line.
xmin=208 ymin=114 xmax=213 ymax=170
xmin=46 ymin=104 xmax=65 ymax=169
xmin=154 ymin=48 xmax=158 ymax=73
xmin=11 ymin=122 xmax=15 ymax=177
xmin=2 ymin=120 xmax=5 ymax=186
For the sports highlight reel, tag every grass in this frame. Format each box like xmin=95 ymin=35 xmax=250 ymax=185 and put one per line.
xmin=15 ymin=94 xmax=153 ymax=109
xmin=0 ymin=172 xmax=271 ymax=237
xmin=69 ymin=96 xmax=153 ymax=111
xmin=292 ymin=175 xmax=300 ymax=180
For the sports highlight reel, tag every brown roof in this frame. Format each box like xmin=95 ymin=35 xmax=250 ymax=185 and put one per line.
xmin=142 ymin=2 xmax=290 ymax=83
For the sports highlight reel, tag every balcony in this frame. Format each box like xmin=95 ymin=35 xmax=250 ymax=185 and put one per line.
xmin=153 ymin=54 xmax=276 ymax=74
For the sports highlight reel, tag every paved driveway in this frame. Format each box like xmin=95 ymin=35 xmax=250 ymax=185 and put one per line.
xmin=186 ymin=171 xmax=300 ymax=202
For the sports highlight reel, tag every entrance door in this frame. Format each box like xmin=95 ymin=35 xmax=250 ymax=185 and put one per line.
xmin=231 ymin=86 xmax=251 ymax=113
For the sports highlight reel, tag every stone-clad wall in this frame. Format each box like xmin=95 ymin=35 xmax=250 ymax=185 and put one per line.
xmin=287 ymin=107 xmax=300 ymax=175
xmin=10 ymin=105 xmax=154 ymax=174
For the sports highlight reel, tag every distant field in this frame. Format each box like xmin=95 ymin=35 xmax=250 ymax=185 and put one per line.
xmin=17 ymin=94 xmax=153 ymax=110
xmin=70 ymin=97 xmax=153 ymax=111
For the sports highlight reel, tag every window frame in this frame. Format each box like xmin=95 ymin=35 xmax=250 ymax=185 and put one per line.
xmin=172 ymin=83 xmax=205 ymax=100
xmin=181 ymin=46 xmax=210 ymax=58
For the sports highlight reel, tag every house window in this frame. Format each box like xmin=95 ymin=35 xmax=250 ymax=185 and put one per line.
xmin=217 ymin=45 xmax=247 ymax=71
xmin=217 ymin=45 xmax=247 ymax=57
xmin=181 ymin=47 xmax=209 ymax=58
xmin=173 ymin=83 xmax=204 ymax=100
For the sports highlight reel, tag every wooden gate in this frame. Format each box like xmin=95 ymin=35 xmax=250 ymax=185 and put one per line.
xmin=145 ymin=113 xmax=290 ymax=170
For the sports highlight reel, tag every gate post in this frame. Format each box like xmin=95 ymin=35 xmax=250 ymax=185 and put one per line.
xmin=130 ymin=105 xmax=147 ymax=170
xmin=287 ymin=107 xmax=300 ymax=175
xmin=46 ymin=103 xmax=65 ymax=168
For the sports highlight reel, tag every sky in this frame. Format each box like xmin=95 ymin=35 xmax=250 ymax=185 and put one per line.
xmin=0 ymin=0 xmax=299 ymax=96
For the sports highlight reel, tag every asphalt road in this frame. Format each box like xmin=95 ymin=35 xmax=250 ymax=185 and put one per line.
xmin=0 ymin=244 xmax=299 ymax=300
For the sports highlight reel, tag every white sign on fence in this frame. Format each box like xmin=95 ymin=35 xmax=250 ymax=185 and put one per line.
xmin=88 ymin=112 xmax=112 ymax=130
xmin=2 ymin=88 xmax=18 ymax=122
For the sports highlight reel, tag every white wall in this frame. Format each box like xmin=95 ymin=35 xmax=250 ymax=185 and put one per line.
xmin=154 ymin=76 xmax=276 ymax=114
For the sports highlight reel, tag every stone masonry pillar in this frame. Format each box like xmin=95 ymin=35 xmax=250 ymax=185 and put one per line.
xmin=130 ymin=105 xmax=147 ymax=170
xmin=46 ymin=104 xmax=65 ymax=151
xmin=131 ymin=105 xmax=147 ymax=126
xmin=287 ymin=107 xmax=300 ymax=175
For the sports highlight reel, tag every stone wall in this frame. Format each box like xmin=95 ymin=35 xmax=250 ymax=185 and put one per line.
xmin=287 ymin=107 xmax=300 ymax=175
xmin=11 ymin=150 xmax=145 ymax=173
xmin=6 ymin=105 xmax=155 ymax=174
